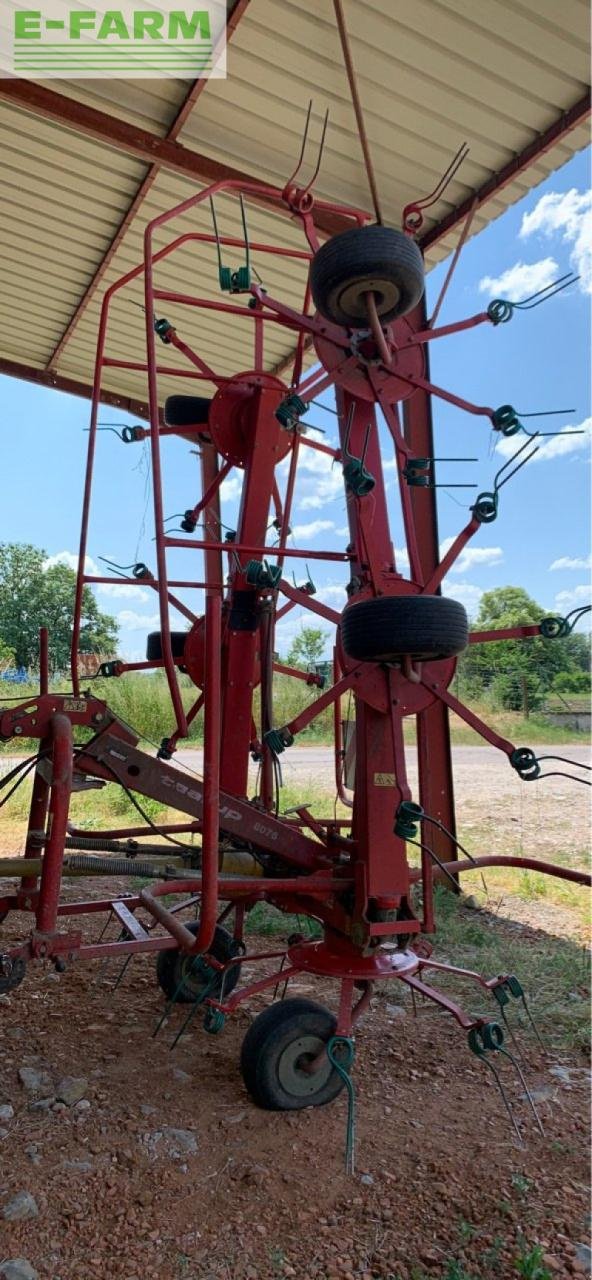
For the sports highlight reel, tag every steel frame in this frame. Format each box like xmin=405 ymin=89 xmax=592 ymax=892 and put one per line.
xmin=2 ymin=169 xmax=589 ymax=1057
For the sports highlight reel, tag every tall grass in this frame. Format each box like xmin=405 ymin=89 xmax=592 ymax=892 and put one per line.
xmin=0 ymin=671 xmax=587 ymax=755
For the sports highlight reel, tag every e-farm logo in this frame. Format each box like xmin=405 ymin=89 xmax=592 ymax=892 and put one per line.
xmin=1 ymin=0 xmax=227 ymax=78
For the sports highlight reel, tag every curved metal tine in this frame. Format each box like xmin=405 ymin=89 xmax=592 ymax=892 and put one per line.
xmin=98 ymin=556 xmax=136 ymax=575
xmin=209 ymin=196 xmax=224 ymax=273
xmin=301 ymin=108 xmax=330 ymax=199
xmin=272 ymin=954 xmax=287 ymax=1000
xmin=516 ymin=407 xmax=581 ymax=439
xmin=566 ymin=604 xmax=592 ymax=627
xmin=421 ymin=813 xmax=488 ymax=893
xmin=517 ymin=993 xmax=545 ymax=1049
xmin=285 ymin=99 xmax=313 ymax=191
xmin=359 ymin=421 xmax=372 ymax=467
xmin=478 ymin=1052 xmax=523 ymax=1144
xmin=413 ymin=142 xmax=470 ymax=212
xmin=408 ymin=838 xmax=462 ymax=893
xmin=342 ymin=403 xmax=356 ymax=460
xmin=536 ymin=754 xmax=591 ymax=771
xmin=493 ymin=435 xmax=539 ymax=492
xmin=498 ymin=1005 xmax=527 ymax=1064
xmin=516 ymin=272 xmax=579 ymax=308
xmin=112 ymin=953 xmax=134 ymax=990
xmin=238 ymin=195 xmax=250 ymax=271
xmin=497 ymin=1046 xmax=545 ymax=1136
xmin=537 ymin=771 xmax=591 ymax=785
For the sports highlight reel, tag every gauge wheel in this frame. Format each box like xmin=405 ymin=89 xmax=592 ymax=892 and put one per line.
xmin=240 ymin=997 xmax=344 ymax=1110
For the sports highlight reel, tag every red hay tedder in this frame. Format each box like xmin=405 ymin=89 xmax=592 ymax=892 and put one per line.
xmin=1 ymin=92 xmax=590 ymax=1150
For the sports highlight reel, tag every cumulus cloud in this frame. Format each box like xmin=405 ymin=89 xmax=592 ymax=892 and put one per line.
xmin=220 ymin=474 xmax=243 ymax=502
xmin=116 ymin=610 xmax=160 ymax=631
xmin=43 ymin=550 xmax=149 ymax=601
xmin=495 ymin=417 xmax=592 ymax=463
xmin=549 ymin=555 xmax=591 ymax=572
xmin=291 ymin=520 xmax=336 ymax=541
xmin=554 ymin=584 xmax=591 ymax=611
xmin=478 ymin=257 xmax=559 ymax=302
xmin=442 ymin=581 xmax=483 ymax=617
xmin=316 ymin=583 xmax=348 ymax=609
xmin=295 ymin=447 xmax=344 ymax=511
xmin=439 ymin=539 xmax=503 ymax=574
xmin=519 ymin=188 xmax=592 ymax=293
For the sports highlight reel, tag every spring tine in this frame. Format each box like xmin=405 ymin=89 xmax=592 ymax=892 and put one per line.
xmin=112 ymin=954 xmax=134 ymax=990
xmin=498 ymin=1005 xmax=526 ymax=1064
xmin=519 ymin=993 xmax=545 ymax=1050
xmin=493 ymin=434 xmax=539 ymax=491
xmin=497 ymin=1046 xmax=545 ymax=1136
xmin=410 ymin=986 xmax=418 ymax=1018
xmin=209 ymin=197 xmax=224 ymax=274
xmin=238 ymin=195 xmax=250 ymax=272
xmin=342 ymin=403 xmax=355 ymax=460
xmin=359 ymin=422 xmax=372 ymax=468
xmin=285 ymin=99 xmax=313 ymax=192
xmin=517 ymin=407 xmax=576 ymax=417
xmin=272 ymin=954 xmax=287 ymax=1000
xmin=479 ymin=1052 xmax=523 ymax=1144
xmin=516 ymin=272 xmax=579 ymax=308
xmin=169 ymin=997 xmax=201 ymax=1050
xmin=301 ymin=107 xmax=330 ymax=198
xmin=414 ymin=142 xmax=469 ymax=211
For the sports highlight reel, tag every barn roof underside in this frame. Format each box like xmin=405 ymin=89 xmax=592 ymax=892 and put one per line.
xmin=0 ymin=0 xmax=589 ymax=414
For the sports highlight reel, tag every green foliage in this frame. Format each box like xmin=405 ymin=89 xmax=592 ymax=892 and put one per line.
xmin=456 ymin=586 xmax=591 ymax=711
xmin=514 ymin=1243 xmax=552 ymax=1280
xmin=0 ymin=637 xmax=15 ymax=671
xmin=286 ymin=625 xmax=327 ymax=670
xmin=0 ymin=542 xmax=118 ymax=672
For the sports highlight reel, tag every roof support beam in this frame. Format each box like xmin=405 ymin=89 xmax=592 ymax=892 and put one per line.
xmin=420 ymin=92 xmax=591 ymax=252
xmin=0 ymin=79 xmax=350 ymax=242
xmin=47 ymin=0 xmax=252 ymax=369
xmin=0 ymin=357 xmax=156 ymax=421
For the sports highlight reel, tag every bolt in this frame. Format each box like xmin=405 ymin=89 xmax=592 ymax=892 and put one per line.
xmin=93 ymin=713 xmax=104 ymax=724
xmin=14 ymin=726 xmax=23 ymax=734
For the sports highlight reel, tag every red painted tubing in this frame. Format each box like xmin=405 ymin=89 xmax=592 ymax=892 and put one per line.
xmin=410 ymin=855 xmax=590 ymax=887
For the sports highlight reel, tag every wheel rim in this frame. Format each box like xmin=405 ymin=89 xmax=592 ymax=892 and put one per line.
xmin=277 ymin=1033 xmax=333 ymax=1099
xmin=177 ymin=955 xmax=213 ymax=1000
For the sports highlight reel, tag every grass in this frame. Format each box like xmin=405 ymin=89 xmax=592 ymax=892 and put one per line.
xmin=1 ymin=674 xmax=588 ymax=753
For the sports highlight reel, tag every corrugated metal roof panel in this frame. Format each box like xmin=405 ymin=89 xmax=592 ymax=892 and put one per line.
xmin=0 ymin=0 xmax=588 ymax=394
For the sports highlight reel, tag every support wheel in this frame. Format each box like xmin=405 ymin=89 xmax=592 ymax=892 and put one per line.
xmin=164 ymin=396 xmax=211 ymax=427
xmin=156 ymin=923 xmax=242 ymax=1004
xmin=310 ymin=225 xmax=424 ymax=327
xmin=240 ymin=997 xmax=344 ymax=1110
xmin=146 ymin=631 xmax=187 ymax=662
xmin=341 ymin=594 xmax=468 ymax=661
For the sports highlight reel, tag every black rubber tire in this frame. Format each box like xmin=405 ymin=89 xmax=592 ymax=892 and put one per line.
xmin=156 ymin=922 xmax=241 ymax=1004
xmin=240 ymin=997 xmax=344 ymax=1111
xmin=341 ymin=595 xmax=468 ymax=662
xmin=146 ymin=631 xmax=187 ymax=662
xmin=164 ymin=396 xmax=211 ymax=428
xmin=310 ymin=225 xmax=424 ymax=326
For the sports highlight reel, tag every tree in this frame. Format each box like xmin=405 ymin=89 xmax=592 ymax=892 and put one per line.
xmin=456 ymin=586 xmax=590 ymax=711
xmin=287 ymin=626 xmax=327 ymax=670
xmin=0 ymin=543 xmax=118 ymax=673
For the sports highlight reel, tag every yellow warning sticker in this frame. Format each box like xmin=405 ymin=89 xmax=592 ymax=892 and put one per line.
xmin=373 ymin=772 xmax=396 ymax=786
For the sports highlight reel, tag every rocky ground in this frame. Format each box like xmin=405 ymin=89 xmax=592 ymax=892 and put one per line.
xmin=0 ymin=904 xmax=590 ymax=1280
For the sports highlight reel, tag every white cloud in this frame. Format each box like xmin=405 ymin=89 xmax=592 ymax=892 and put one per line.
xmin=520 ymin=188 xmax=592 ymax=293
xmin=442 ymin=580 xmax=483 ymax=617
xmin=291 ymin=519 xmax=336 ymax=541
xmin=316 ymin=583 xmax=348 ymax=608
xmin=554 ymin=584 xmax=591 ymax=611
xmin=439 ymin=539 xmax=503 ymax=574
xmin=98 ymin=583 xmax=150 ymax=602
xmin=549 ymin=555 xmax=591 ymax=572
xmin=295 ymin=447 xmax=344 ymax=511
xmin=478 ymin=257 xmax=559 ymax=302
xmin=116 ymin=610 xmax=160 ymax=631
xmin=44 ymin=550 xmax=94 ymax=573
xmin=495 ymin=417 xmax=592 ymax=463
xmin=220 ymin=474 xmax=243 ymax=502
xmin=394 ymin=546 xmax=410 ymax=571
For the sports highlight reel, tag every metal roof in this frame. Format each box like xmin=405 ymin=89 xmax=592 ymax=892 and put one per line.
xmin=0 ymin=0 xmax=589 ymax=410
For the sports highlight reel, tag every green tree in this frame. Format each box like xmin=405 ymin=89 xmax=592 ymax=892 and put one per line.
xmin=0 ymin=543 xmax=118 ymax=673
xmin=0 ymin=638 xmax=15 ymax=672
xmin=286 ymin=626 xmax=327 ymax=670
xmin=457 ymin=586 xmax=590 ymax=711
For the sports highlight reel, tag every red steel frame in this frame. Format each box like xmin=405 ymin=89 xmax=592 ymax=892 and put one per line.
xmin=1 ymin=169 xmax=590 ymax=1044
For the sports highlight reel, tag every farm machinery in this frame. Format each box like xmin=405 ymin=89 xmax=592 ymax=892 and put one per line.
xmin=1 ymin=46 xmax=590 ymax=1151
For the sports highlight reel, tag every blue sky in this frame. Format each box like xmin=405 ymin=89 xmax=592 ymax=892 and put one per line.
xmin=1 ymin=147 xmax=590 ymax=662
